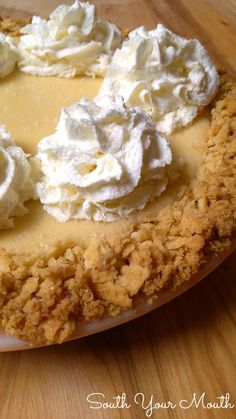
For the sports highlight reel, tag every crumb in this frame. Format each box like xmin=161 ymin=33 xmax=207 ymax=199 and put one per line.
xmin=0 ymin=16 xmax=31 ymax=37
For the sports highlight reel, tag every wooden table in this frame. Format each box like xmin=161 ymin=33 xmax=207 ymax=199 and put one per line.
xmin=0 ymin=1 xmax=236 ymax=418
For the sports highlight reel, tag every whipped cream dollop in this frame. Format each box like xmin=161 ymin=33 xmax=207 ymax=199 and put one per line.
xmin=0 ymin=125 xmax=37 ymax=229
xmin=98 ymin=24 xmax=219 ymax=134
xmin=0 ymin=33 xmax=17 ymax=78
xmin=18 ymin=0 xmax=123 ymax=78
xmin=36 ymin=97 xmax=172 ymax=222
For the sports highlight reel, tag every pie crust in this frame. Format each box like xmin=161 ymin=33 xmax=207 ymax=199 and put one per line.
xmin=0 ymin=18 xmax=235 ymax=345
xmin=0 ymin=16 xmax=31 ymax=37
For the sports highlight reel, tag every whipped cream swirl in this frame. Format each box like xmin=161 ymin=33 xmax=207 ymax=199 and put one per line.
xmin=0 ymin=125 xmax=37 ymax=229
xmin=0 ymin=33 xmax=17 ymax=78
xmin=36 ymin=97 xmax=172 ymax=222
xmin=98 ymin=24 xmax=219 ymax=134
xmin=18 ymin=0 xmax=123 ymax=78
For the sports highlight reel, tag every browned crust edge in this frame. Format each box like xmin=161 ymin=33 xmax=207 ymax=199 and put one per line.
xmin=0 ymin=74 xmax=235 ymax=345
xmin=0 ymin=16 xmax=31 ymax=37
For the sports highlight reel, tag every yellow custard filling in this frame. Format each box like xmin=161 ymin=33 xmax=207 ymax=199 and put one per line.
xmin=0 ymin=71 xmax=209 ymax=252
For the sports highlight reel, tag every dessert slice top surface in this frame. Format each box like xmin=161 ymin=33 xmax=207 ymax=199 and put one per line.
xmin=0 ymin=70 xmax=209 ymax=252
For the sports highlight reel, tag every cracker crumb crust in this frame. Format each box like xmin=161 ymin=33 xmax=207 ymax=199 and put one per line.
xmin=0 ymin=75 xmax=235 ymax=345
xmin=0 ymin=16 xmax=31 ymax=37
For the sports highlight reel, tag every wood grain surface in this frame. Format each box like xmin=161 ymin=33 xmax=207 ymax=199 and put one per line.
xmin=0 ymin=1 xmax=236 ymax=418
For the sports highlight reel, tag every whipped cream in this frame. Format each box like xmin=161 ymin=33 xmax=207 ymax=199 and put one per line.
xmin=0 ymin=125 xmax=37 ymax=229
xmin=0 ymin=33 xmax=17 ymax=78
xmin=98 ymin=24 xmax=219 ymax=134
xmin=36 ymin=97 xmax=172 ymax=222
xmin=18 ymin=0 xmax=123 ymax=78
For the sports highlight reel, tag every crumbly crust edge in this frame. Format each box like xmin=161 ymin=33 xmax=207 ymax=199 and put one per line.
xmin=0 ymin=74 xmax=235 ymax=345
xmin=0 ymin=16 xmax=31 ymax=37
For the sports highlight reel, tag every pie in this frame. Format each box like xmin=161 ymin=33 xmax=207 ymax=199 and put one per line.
xmin=0 ymin=9 xmax=235 ymax=346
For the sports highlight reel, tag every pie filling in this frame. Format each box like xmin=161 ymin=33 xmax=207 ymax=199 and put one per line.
xmin=0 ymin=70 xmax=209 ymax=252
